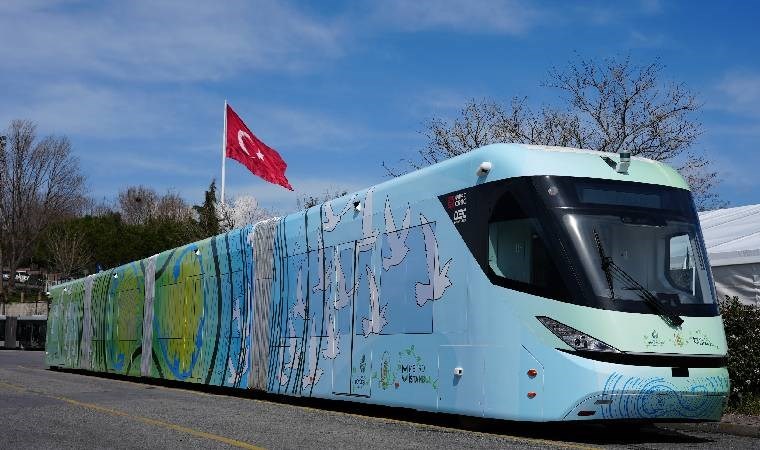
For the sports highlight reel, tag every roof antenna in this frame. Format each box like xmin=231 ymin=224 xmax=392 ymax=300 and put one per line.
xmin=601 ymin=151 xmax=631 ymax=174
xmin=616 ymin=151 xmax=631 ymax=174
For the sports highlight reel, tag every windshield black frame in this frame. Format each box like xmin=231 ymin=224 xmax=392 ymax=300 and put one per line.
xmin=439 ymin=175 xmax=719 ymax=317
xmin=536 ymin=175 xmax=718 ymax=316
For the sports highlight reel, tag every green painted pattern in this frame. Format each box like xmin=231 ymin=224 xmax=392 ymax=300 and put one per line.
xmin=152 ymin=241 xmax=207 ymax=381
xmin=45 ymin=280 xmax=85 ymax=368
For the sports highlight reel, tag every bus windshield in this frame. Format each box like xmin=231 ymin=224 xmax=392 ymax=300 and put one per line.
xmin=539 ymin=176 xmax=719 ymax=316
xmin=564 ymin=213 xmax=712 ymax=307
xmin=442 ymin=175 xmax=719 ymax=317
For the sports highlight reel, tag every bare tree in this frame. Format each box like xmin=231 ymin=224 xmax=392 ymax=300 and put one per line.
xmin=0 ymin=120 xmax=86 ymax=294
xmin=46 ymin=227 xmax=91 ymax=279
xmin=118 ymin=185 xmax=159 ymax=225
xmin=545 ymin=55 xmax=702 ymax=160
xmin=78 ymin=196 xmax=115 ymax=217
xmin=156 ymin=190 xmax=194 ymax=222
xmin=117 ymin=186 xmax=194 ymax=224
xmin=296 ymin=187 xmax=349 ymax=210
xmin=217 ymin=195 xmax=276 ymax=231
xmin=385 ymin=55 xmax=725 ymax=210
xmin=676 ymin=152 xmax=725 ymax=212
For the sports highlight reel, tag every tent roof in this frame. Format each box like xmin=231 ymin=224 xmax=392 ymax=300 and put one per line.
xmin=698 ymin=204 xmax=760 ymax=266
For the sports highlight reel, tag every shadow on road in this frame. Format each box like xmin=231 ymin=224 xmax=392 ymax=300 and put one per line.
xmin=49 ymin=366 xmax=714 ymax=447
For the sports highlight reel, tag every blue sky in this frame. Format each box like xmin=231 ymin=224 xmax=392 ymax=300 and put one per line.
xmin=2 ymin=0 xmax=759 ymax=211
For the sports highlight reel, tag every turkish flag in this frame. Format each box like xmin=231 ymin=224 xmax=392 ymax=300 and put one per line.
xmin=225 ymin=104 xmax=293 ymax=190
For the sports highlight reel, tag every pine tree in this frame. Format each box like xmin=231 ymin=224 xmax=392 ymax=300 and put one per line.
xmin=193 ymin=180 xmax=221 ymax=238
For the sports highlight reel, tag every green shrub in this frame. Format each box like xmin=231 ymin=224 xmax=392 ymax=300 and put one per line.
xmin=720 ymin=295 xmax=760 ymax=406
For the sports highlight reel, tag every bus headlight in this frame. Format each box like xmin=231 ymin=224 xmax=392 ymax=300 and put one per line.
xmin=537 ymin=316 xmax=620 ymax=353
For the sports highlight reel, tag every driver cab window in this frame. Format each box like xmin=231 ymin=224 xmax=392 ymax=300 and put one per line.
xmin=488 ymin=192 xmax=559 ymax=291
xmin=489 ymin=219 xmax=546 ymax=284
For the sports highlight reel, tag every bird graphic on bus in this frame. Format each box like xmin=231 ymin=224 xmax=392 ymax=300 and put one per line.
xmin=312 ymin=238 xmax=329 ymax=294
xmin=321 ymin=312 xmax=340 ymax=360
xmin=361 ymin=265 xmax=388 ymax=337
xmin=302 ymin=319 xmax=324 ymax=388
xmin=416 ymin=214 xmax=453 ymax=307
xmin=333 ymin=249 xmax=358 ymax=310
xmin=383 ymin=198 xmax=411 ymax=270
xmin=292 ymin=268 xmax=307 ymax=320
xmin=322 ymin=195 xmax=357 ymax=232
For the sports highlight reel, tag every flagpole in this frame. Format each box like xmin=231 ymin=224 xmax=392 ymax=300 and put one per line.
xmin=221 ymin=99 xmax=227 ymax=205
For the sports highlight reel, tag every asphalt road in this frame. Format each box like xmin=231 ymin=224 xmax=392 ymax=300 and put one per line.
xmin=0 ymin=350 xmax=757 ymax=449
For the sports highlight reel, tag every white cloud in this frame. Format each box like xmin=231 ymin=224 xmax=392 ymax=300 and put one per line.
xmin=0 ymin=0 xmax=344 ymax=83
xmin=706 ymin=152 xmax=760 ymax=191
xmin=573 ymin=0 xmax=664 ymax=26
xmin=94 ymin=152 xmax=210 ymax=178
xmin=707 ymin=123 xmax=760 ymax=138
xmin=638 ymin=0 xmax=663 ymax=15
xmin=0 ymin=80 xmax=219 ymax=140
xmin=1 ymin=83 xmax=162 ymax=137
xmin=717 ymin=72 xmax=760 ymax=117
xmin=372 ymin=0 xmax=540 ymax=35
xmin=245 ymin=105 xmax=365 ymax=150
xmin=407 ymin=87 xmax=512 ymax=120
xmin=2 ymin=79 xmax=373 ymax=151
xmin=228 ymin=102 xmax=422 ymax=155
xmin=413 ymin=89 xmax=476 ymax=114
xmin=628 ymin=30 xmax=672 ymax=48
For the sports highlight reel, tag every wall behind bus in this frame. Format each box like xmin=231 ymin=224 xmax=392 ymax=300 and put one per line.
xmin=2 ymin=302 xmax=49 ymax=317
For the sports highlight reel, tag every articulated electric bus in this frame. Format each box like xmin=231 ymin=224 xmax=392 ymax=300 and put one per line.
xmin=46 ymin=143 xmax=728 ymax=421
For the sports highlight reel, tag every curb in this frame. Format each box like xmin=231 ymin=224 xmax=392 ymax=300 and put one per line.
xmin=659 ymin=421 xmax=760 ymax=438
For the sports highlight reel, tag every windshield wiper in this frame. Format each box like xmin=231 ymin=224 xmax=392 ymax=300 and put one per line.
xmin=593 ymin=230 xmax=616 ymax=299
xmin=592 ymin=229 xmax=684 ymax=328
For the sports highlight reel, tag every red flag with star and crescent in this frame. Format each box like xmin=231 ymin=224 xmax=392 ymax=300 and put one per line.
xmin=225 ymin=104 xmax=293 ymax=190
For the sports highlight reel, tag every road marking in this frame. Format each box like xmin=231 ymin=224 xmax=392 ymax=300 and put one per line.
xmin=14 ymin=365 xmax=598 ymax=450
xmin=53 ymin=396 xmax=265 ymax=450
xmin=0 ymin=380 xmax=27 ymax=392
xmin=17 ymin=365 xmax=219 ymax=397
xmin=0 ymin=376 xmax=264 ymax=450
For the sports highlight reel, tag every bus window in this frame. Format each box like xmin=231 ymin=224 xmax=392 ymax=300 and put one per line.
xmin=487 ymin=191 xmax=565 ymax=295
xmin=489 ymin=218 xmax=554 ymax=288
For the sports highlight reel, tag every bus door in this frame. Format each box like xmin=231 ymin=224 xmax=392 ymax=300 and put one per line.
xmin=331 ymin=241 xmax=357 ymax=395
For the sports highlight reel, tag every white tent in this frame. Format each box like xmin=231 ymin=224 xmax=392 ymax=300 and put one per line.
xmin=699 ymin=204 xmax=760 ymax=306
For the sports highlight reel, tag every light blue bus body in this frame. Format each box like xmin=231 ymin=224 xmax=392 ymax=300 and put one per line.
xmin=47 ymin=144 xmax=729 ymax=422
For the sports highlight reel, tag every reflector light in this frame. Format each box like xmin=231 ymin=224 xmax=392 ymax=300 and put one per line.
xmin=527 ymin=392 xmax=537 ymax=399
xmin=527 ymin=369 xmax=538 ymax=378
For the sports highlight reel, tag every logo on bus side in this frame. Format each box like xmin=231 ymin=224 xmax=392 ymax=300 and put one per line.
xmin=446 ymin=192 xmax=467 ymax=224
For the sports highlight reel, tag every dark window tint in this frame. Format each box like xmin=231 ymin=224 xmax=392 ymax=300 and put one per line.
xmin=487 ymin=191 xmax=568 ymax=298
